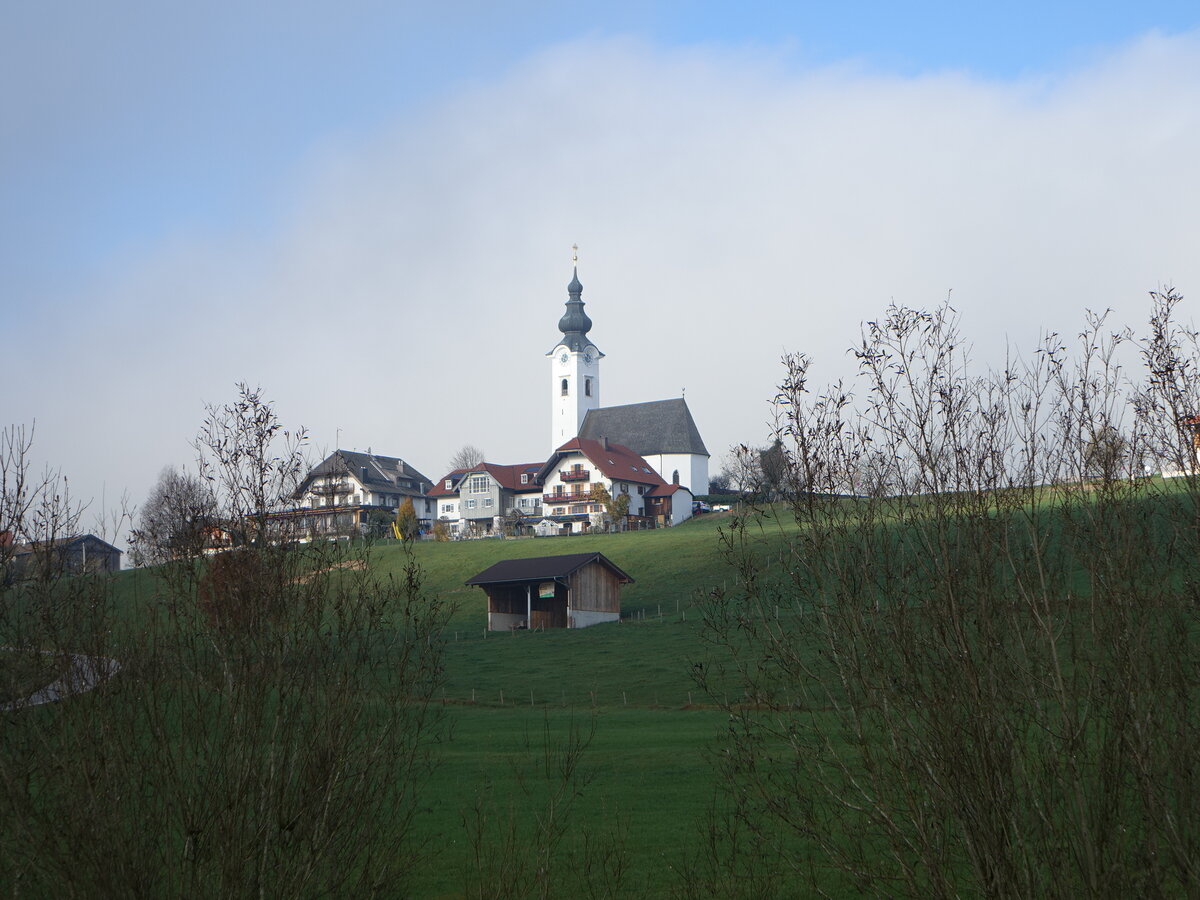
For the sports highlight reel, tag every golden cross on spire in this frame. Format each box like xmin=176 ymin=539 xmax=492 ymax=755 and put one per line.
xmin=572 ymin=243 xmax=579 ymax=266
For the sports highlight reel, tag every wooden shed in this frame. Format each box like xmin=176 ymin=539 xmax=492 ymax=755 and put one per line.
xmin=466 ymin=552 xmax=634 ymax=631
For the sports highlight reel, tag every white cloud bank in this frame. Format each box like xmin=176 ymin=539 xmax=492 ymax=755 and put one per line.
xmin=9 ymin=31 xmax=1200 ymax=535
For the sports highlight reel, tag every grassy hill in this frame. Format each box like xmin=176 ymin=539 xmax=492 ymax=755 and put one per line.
xmin=41 ymin=510 xmax=781 ymax=897
xmin=362 ymin=511 xmax=783 ymax=895
xmin=14 ymin=484 xmax=1196 ymax=897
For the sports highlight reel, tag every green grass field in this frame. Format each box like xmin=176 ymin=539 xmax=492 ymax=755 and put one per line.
xmin=83 ymin=510 xmax=776 ymax=897
xmin=335 ymin=512 xmax=766 ymax=896
xmin=17 ymin=485 xmax=1195 ymax=897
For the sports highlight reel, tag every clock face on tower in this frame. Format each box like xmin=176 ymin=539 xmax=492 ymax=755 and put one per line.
xmin=583 ymin=349 xmax=594 ymax=364
xmin=559 ymin=352 xmax=569 ymax=365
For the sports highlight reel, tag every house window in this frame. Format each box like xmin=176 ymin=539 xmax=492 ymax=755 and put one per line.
xmin=483 ymin=498 xmax=493 ymax=508
xmin=638 ymin=486 xmax=645 ymax=495
xmin=466 ymin=499 xmax=477 ymax=509
xmin=441 ymin=503 xmax=454 ymax=514
xmin=468 ymin=475 xmax=489 ymax=493
xmin=521 ymin=473 xmax=528 ymax=484
xmin=561 ymin=378 xmax=568 ymax=396
xmin=554 ymin=507 xmax=565 ymax=515
xmin=445 ymin=479 xmax=452 ymax=489
xmin=584 ymin=377 xmax=592 ymax=397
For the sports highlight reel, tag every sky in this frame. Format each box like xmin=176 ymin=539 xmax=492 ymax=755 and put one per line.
xmin=4 ymin=1 xmax=1200 ymax=546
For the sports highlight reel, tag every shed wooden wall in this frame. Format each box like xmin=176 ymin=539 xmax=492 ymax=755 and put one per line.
xmin=568 ymin=561 xmax=621 ymax=613
xmin=485 ymin=583 xmax=569 ymax=629
xmin=486 ymin=585 xmax=527 ymax=615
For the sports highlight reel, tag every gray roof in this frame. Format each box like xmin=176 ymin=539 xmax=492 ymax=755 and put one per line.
xmin=10 ymin=533 xmax=122 ymax=556
xmin=299 ymin=450 xmax=432 ymax=497
xmin=465 ymin=552 xmax=634 ymax=586
xmin=578 ymin=399 xmax=709 ymax=457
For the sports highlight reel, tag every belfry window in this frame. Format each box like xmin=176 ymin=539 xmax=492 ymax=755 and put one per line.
xmin=672 ymin=470 xmax=680 ymax=485
xmin=585 ymin=377 xmax=592 ymax=397
xmin=561 ymin=378 xmax=569 ymax=396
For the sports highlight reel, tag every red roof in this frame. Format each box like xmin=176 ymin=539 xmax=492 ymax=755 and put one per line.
xmin=647 ymin=483 xmax=689 ymax=497
xmin=431 ymin=462 xmax=544 ymax=494
xmin=428 ymin=468 xmax=470 ymax=497
xmin=546 ymin=438 xmax=666 ymax=487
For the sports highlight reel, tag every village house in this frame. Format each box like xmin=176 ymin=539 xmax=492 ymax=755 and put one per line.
xmin=535 ymin=436 xmax=693 ymax=532
xmin=644 ymin=482 xmax=695 ymax=527
xmin=275 ymin=449 xmax=434 ymax=541
xmin=432 ymin=462 xmax=543 ymax=536
xmin=4 ymin=533 xmax=122 ymax=580
xmin=428 ymin=468 xmax=468 ymax=536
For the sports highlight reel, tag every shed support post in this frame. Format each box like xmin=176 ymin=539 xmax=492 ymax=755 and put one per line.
xmin=527 ymin=584 xmax=532 ymax=629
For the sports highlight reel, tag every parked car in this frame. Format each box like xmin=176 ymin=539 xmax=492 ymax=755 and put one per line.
xmin=692 ymin=501 xmax=711 ymax=514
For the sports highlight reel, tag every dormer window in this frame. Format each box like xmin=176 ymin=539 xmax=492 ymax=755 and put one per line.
xmin=445 ymin=479 xmax=452 ymax=490
xmin=521 ymin=474 xmax=529 ymax=484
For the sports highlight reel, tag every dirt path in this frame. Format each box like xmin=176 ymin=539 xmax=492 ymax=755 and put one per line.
xmin=1 ymin=651 xmax=120 ymax=711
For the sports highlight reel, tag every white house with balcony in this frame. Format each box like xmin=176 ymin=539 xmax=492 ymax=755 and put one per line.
xmin=277 ymin=449 xmax=434 ymax=540
xmin=535 ymin=436 xmax=669 ymax=533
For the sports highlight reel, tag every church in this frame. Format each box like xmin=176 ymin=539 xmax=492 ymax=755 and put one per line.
xmin=419 ymin=255 xmax=711 ymax=536
xmin=546 ymin=259 xmax=710 ymax=496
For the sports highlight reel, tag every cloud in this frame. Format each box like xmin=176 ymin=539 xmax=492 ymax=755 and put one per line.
xmin=9 ymin=30 xmax=1200 ymax=537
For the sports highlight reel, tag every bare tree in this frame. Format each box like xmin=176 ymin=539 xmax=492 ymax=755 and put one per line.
xmin=128 ymin=465 xmax=215 ymax=566
xmin=448 ymin=444 xmax=486 ymax=471
xmin=707 ymin=467 xmax=733 ymax=495
xmin=0 ymin=423 xmax=90 ymax=587
xmin=726 ymin=445 xmax=761 ymax=496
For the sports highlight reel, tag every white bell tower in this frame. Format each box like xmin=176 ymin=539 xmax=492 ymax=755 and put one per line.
xmin=548 ymin=247 xmax=603 ymax=450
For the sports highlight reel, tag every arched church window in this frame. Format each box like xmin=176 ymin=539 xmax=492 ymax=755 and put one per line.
xmin=672 ymin=470 xmax=680 ymax=484
xmin=585 ymin=378 xmax=592 ymax=397
xmin=561 ymin=378 xmax=569 ymax=396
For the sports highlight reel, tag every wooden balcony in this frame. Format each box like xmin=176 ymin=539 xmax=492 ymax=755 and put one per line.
xmin=543 ymin=491 xmax=590 ymax=505
xmin=559 ymin=469 xmax=591 ymax=482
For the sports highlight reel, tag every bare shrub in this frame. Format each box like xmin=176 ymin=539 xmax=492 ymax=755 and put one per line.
xmin=695 ymin=292 xmax=1200 ymax=897
xmin=0 ymin=386 xmax=451 ymax=897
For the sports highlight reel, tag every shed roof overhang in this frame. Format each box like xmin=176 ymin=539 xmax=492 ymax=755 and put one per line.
xmin=465 ymin=551 xmax=634 ymax=587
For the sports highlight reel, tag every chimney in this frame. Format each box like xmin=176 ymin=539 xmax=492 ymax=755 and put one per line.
xmin=602 ymin=436 xmax=609 ymax=451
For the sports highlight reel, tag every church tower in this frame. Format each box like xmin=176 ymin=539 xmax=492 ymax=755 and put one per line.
xmin=548 ymin=253 xmax=603 ymax=450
